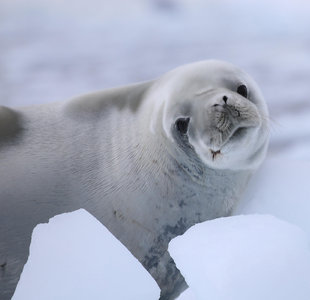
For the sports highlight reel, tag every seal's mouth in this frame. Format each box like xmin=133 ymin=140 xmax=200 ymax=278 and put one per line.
xmin=209 ymin=127 xmax=248 ymax=160
xmin=210 ymin=149 xmax=221 ymax=160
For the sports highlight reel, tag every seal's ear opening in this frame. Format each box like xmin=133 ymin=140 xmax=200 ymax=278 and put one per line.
xmin=175 ymin=117 xmax=190 ymax=135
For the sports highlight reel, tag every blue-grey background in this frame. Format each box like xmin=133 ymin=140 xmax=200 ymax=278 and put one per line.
xmin=1 ymin=0 xmax=310 ymax=157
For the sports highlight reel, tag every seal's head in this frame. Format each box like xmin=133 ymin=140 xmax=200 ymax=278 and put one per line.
xmin=150 ymin=60 xmax=269 ymax=171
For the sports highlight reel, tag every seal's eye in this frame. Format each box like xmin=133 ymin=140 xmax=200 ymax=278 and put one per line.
xmin=175 ymin=117 xmax=190 ymax=135
xmin=237 ymin=84 xmax=248 ymax=98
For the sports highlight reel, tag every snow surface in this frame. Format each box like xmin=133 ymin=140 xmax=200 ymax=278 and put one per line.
xmin=176 ymin=288 xmax=197 ymax=300
xmin=235 ymin=158 xmax=310 ymax=236
xmin=170 ymin=215 xmax=310 ymax=300
xmin=12 ymin=209 xmax=160 ymax=300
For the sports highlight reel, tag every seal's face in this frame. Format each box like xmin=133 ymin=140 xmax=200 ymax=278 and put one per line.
xmin=158 ymin=60 xmax=269 ymax=170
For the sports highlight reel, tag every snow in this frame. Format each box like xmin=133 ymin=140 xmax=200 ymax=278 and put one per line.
xmin=170 ymin=215 xmax=310 ymax=300
xmin=235 ymin=158 xmax=310 ymax=236
xmin=176 ymin=288 xmax=197 ymax=300
xmin=12 ymin=209 xmax=160 ymax=300
xmin=268 ymin=111 xmax=310 ymax=160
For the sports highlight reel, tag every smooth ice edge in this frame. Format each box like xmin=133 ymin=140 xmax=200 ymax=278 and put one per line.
xmin=13 ymin=209 xmax=160 ymax=300
xmin=170 ymin=214 xmax=310 ymax=300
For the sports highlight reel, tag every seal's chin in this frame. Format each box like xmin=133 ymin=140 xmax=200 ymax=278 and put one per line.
xmin=192 ymin=126 xmax=254 ymax=169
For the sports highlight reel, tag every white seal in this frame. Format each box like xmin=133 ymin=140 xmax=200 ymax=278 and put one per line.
xmin=0 ymin=60 xmax=269 ymax=300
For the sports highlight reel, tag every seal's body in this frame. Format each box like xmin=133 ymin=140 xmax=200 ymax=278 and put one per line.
xmin=0 ymin=61 xmax=269 ymax=299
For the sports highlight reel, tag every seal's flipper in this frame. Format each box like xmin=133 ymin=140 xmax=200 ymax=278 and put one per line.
xmin=64 ymin=80 xmax=154 ymax=120
xmin=0 ymin=106 xmax=22 ymax=143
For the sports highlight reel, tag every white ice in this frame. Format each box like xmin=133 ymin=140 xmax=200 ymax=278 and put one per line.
xmin=12 ymin=209 xmax=160 ymax=300
xmin=170 ymin=214 xmax=310 ymax=300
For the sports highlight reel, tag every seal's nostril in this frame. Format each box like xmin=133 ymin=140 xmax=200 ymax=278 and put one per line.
xmin=222 ymin=96 xmax=228 ymax=103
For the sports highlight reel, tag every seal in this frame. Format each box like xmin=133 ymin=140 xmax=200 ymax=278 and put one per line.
xmin=0 ymin=60 xmax=269 ymax=300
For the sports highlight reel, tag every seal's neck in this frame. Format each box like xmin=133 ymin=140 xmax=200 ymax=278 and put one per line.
xmin=168 ymin=126 xmax=208 ymax=185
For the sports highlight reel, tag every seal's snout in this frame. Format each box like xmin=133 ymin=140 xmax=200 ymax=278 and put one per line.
xmin=211 ymin=94 xmax=229 ymax=107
